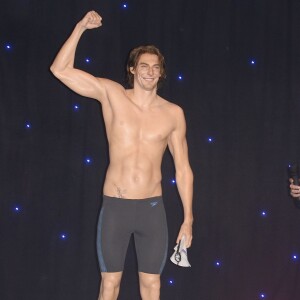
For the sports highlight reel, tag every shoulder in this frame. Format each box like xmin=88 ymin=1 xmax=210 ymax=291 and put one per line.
xmin=157 ymin=98 xmax=186 ymax=134
xmin=96 ymin=77 xmax=125 ymax=91
xmin=160 ymin=97 xmax=185 ymax=120
xmin=95 ymin=78 xmax=126 ymax=103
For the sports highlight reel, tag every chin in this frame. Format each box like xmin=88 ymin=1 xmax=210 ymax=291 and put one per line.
xmin=143 ymin=85 xmax=157 ymax=91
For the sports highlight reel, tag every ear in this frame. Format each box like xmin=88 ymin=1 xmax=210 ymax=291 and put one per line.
xmin=130 ymin=67 xmax=135 ymax=74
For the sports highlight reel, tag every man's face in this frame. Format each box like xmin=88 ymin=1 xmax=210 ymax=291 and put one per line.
xmin=131 ymin=53 xmax=161 ymax=91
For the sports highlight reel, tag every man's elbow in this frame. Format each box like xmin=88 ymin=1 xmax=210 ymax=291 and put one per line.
xmin=50 ymin=64 xmax=61 ymax=78
xmin=49 ymin=62 xmax=68 ymax=79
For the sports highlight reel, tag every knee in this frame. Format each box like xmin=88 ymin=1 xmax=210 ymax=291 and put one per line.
xmin=140 ymin=275 xmax=161 ymax=292
xmin=101 ymin=275 xmax=121 ymax=294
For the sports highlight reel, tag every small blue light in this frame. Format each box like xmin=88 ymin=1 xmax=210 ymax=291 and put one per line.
xmin=208 ymin=137 xmax=214 ymax=143
xmin=85 ymin=157 xmax=92 ymax=165
xmin=250 ymin=59 xmax=256 ymax=65
xmin=122 ymin=3 xmax=128 ymax=8
xmin=14 ymin=206 xmax=20 ymax=212
xmin=215 ymin=261 xmax=221 ymax=267
xmin=5 ymin=44 xmax=12 ymax=50
xmin=60 ymin=233 xmax=67 ymax=240
xmin=171 ymin=179 xmax=176 ymax=184
xmin=25 ymin=122 xmax=32 ymax=129
xmin=73 ymin=104 xmax=80 ymax=111
xmin=178 ymin=74 xmax=183 ymax=80
xmin=85 ymin=58 xmax=91 ymax=63
xmin=261 ymin=211 xmax=267 ymax=217
xmin=292 ymin=254 xmax=298 ymax=261
xmin=168 ymin=279 xmax=175 ymax=285
xmin=260 ymin=293 xmax=266 ymax=299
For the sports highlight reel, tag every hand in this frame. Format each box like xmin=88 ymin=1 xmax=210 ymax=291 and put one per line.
xmin=176 ymin=222 xmax=193 ymax=248
xmin=289 ymin=178 xmax=300 ymax=198
xmin=79 ymin=11 xmax=102 ymax=30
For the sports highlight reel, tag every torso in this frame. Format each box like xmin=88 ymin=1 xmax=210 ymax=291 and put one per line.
xmin=101 ymin=85 xmax=177 ymax=199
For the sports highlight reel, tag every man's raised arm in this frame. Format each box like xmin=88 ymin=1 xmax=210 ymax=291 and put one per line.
xmin=50 ymin=11 xmax=107 ymax=102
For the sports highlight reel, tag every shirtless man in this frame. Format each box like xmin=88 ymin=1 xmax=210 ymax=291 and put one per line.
xmin=50 ymin=11 xmax=193 ymax=300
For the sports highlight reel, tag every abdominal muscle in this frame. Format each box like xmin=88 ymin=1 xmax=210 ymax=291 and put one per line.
xmin=103 ymin=142 xmax=166 ymax=199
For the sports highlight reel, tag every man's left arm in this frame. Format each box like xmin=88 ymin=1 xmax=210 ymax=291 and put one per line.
xmin=168 ymin=106 xmax=194 ymax=248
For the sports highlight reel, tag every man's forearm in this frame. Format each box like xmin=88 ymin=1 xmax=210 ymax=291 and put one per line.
xmin=50 ymin=23 xmax=86 ymax=74
xmin=176 ymin=169 xmax=194 ymax=224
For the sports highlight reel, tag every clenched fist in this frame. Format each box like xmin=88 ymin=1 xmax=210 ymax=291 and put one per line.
xmin=79 ymin=11 xmax=102 ymax=30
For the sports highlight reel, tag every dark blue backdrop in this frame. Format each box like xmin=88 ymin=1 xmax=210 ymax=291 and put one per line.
xmin=1 ymin=1 xmax=300 ymax=299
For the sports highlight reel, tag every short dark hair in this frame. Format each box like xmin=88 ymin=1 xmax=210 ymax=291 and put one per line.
xmin=126 ymin=45 xmax=166 ymax=88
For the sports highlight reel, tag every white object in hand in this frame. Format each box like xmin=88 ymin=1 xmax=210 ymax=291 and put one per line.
xmin=170 ymin=235 xmax=191 ymax=267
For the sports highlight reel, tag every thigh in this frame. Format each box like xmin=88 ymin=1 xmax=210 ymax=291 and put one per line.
xmin=97 ymin=198 xmax=134 ymax=272
xmin=134 ymin=198 xmax=168 ymax=274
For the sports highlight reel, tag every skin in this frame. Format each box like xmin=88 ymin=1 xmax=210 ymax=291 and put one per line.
xmin=50 ymin=11 xmax=193 ymax=300
xmin=289 ymin=179 xmax=300 ymax=198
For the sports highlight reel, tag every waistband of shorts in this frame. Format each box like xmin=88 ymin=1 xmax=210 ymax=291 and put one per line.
xmin=103 ymin=195 xmax=163 ymax=203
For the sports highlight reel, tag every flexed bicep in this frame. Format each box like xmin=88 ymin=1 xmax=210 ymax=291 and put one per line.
xmin=50 ymin=11 xmax=108 ymax=102
xmin=52 ymin=66 xmax=108 ymax=102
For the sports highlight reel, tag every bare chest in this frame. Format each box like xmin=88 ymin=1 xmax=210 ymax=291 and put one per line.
xmin=109 ymin=109 xmax=174 ymax=144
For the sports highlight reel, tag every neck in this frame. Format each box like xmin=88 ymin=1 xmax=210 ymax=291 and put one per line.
xmin=129 ymin=86 xmax=159 ymax=108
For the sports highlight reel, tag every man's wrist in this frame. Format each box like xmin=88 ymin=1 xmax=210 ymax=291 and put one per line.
xmin=75 ymin=22 xmax=87 ymax=34
xmin=183 ymin=218 xmax=193 ymax=226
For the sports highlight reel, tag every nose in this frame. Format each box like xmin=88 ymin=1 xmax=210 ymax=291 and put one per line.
xmin=147 ymin=67 xmax=154 ymax=75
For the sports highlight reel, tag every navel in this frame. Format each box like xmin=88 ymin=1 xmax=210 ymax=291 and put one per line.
xmin=133 ymin=176 xmax=140 ymax=183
